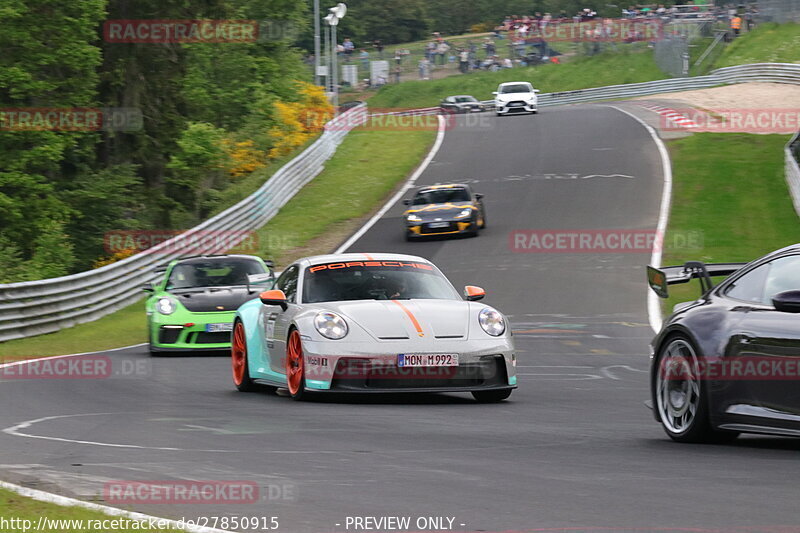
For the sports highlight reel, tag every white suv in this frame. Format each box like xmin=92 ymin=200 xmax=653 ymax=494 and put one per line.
xmin=493 ymin=82 xmax=539 ymax=116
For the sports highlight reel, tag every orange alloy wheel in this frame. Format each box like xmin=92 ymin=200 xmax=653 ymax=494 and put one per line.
xmin=232 ymin=322 xmax=247 ymax=386
xmin=286 ymin=330 xmax=305 ymax=396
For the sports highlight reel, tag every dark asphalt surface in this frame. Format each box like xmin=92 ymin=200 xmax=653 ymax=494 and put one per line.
xmin=2 ymin=106 xmax=799 ymax=533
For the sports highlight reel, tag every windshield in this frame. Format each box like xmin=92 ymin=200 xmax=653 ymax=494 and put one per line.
xmin=166 ymin=258 xmax=267 ymax=289
xmin=412 ymin=187 xmax=471 ymax=205
xmin=303 ymin=261 xmax=459 ymax=303
xmin=500 ymin=84 xmax=532 ymax=94
xmin=454 ymin=96 xmax=476 ymax=102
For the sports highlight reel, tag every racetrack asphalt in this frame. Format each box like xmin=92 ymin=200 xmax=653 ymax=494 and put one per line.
xmin=1 ymin=105 xmax=799 ymax=533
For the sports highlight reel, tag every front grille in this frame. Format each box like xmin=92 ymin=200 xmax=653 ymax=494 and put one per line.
xmin=193 ymin=331 xmax=231 ymax=344
xmin=331 ymin=356 xmax=508 ymax=390
xmin=505 ymin=100 xmax=527 ymax=107
xmin=421 ymin=222 xmax=456 ymax=234
xmin=158 ymin=327 xmax=181 ymax=344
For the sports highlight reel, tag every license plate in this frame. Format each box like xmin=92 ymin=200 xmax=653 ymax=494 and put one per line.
xmin=398 ymin=353 xmax=459 ymax=367
xmin=509 ymin=102 xmax=523 ymax=107
xmin=428 ymin=222 xmax=450 ymax=228
xmin=206 ymin=322 xmax=233 ymax=333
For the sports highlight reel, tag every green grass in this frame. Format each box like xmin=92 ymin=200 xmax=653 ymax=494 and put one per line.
xmin=0 ymin=300 xmax=146 ymax=359
xmin=714 ymin=22 xmax=800 ymax=67
xmin=661 ymin=133 xmax=800 ymax=308
xmin=0 ymin=128 xmax=435 ymax=358
xmin=369 ymin=45 xmax=664 ymax=109
xmin=0 ymin=487 xmax=184 ymax=532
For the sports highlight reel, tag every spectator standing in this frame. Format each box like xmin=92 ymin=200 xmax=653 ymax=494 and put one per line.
xmin=744 ymin=7 xmax=755 ymax=31
xmin=394 ymin=49 xmax=403 ymax=65
xmin=418 ymin=57 xmax=430 ymax=79
xmin=392 ymin=65 xmax=401 ymax=83
xmin=342 ymin=38 xmax=355 ymax=62
xmin=730 ymin=14 xmax=742 ymax=37
xmin=436 ymin=41 xmax=450 ymax=65
xmin=373 ymin=39 xmax=384 ymax=59
xmin=458 ymin=49 xmax=469 ymax=73
xmin=359 ymin=49 xmax=369 ymax=71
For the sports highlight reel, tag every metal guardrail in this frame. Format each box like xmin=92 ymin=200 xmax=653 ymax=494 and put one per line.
xmin=382 ymin=64 xmax=800 ymax=114
xmin=0 ymin=104 xmax=368 ymax=342
xmin=2 ymin=63 xmax=799 ymax=342
xmin=786 ymin=129 xmax=800 ymax=217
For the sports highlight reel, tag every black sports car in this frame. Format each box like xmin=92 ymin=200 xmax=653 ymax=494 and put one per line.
xmin=647 ymin=244 xmax=800 ymax=442
xmin=439 ymin=95 xmax=488 ymax=114
xmin=402 ymin=183 xmax=486 ymax=241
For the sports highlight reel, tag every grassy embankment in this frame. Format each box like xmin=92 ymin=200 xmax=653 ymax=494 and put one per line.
xmin=0 ymin=128 xmax=436 ymax=358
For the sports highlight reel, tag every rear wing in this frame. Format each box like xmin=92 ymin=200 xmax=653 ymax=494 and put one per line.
xmin=647 ymin=261 xmax=747 ymax=299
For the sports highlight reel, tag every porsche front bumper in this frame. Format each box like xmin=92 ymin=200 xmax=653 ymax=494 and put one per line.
xmin=295 ymin=338 xmax=516 ymax=393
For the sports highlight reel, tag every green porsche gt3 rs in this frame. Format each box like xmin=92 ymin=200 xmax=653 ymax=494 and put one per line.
xmin=143 ymin=254 xmax=274 ymax=354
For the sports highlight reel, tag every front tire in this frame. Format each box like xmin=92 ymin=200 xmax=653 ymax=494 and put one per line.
xmin=232 ymin=320 xmax=258 ymax=392
xmin=472 ymin=389 xmax=512 ymax=403
xmin=654 ymin=335 xmax=738 ymax=443
xmin=286 ymin=329 xmax=306 ymax=401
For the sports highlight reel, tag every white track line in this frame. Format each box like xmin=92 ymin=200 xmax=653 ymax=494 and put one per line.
xmin=0 ymin=480 xmax=234 ymax=533
xmin=605 ymin=105 xmax=673 ymax=333
xmin=0 ymin=343 xmax=237 ymax=532
xmin=0 ymin=343 xmax=147 ymax=370
xmin=334 ymin=115 xmax=447 ymax=253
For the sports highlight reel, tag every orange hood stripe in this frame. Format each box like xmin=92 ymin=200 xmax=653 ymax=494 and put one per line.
xmin=391 ymin=300 xmax=425 ymax=337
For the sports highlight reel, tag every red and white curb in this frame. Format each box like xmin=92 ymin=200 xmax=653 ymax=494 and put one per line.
xmin=638 ymin=103 xmax=699 ymax=130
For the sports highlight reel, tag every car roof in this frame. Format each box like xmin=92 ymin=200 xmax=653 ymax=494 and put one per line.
xmin=416 ymin=183 xmax=470 ymax=192
xmin=498 ymin=81 xmax=532 ymax=86
xmin=761 ymin=243 xmax=800 ymax=260
xmin=173 ymin=254 xmax=261 ymax=266
xmin=451 ymin=95 xmax=475 ymax=99
xmin=298 ymin=253 xmax=432 ymax=267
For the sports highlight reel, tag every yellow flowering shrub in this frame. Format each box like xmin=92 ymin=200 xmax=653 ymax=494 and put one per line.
xmin=92 ymin=248 xmax=137 ymax=269
xmin=268 ymin=82 xmax=333 ymax=158
xmin=222 ymin=139 xmax=267 ymax=179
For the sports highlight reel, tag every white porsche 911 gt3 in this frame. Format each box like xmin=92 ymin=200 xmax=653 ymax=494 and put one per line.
xmin=231 ymin=253 xmax=517 ymax=401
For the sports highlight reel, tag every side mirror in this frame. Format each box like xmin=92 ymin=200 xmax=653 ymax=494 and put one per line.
xmin=533 ymin=89 xmax=540 ymax=93
xmin=464 ymin=285 xmax=485 ymax=301
xmin=402 ymin=199 xmax=411 ymax=206
xmin=260 ymin=289 xmax=288 ymax=311
xmin=263 ymin=259 xmax=275 ymax=268
xmin=772 ymin=290 xmax=800 ymax=313
xmin=142 ymin=282 xmax=154 ymax=292
xmin=475 ymin=193 xmax=483 ymax=200
xmin=491 ymin=91 xmax=498 ymax=95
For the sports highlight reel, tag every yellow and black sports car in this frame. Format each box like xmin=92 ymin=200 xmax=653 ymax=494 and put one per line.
xmin=402 ymin=183 xmax=486 ymax=241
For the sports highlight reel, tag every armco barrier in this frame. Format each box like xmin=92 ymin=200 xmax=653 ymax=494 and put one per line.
xmin=0 ymin=104 xmax=368 ymax=342
xmin=2 ymin=63 xmax=799 ymax=342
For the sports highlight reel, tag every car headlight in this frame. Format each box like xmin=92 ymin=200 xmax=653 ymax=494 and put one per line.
xmin=156 ymin=297 xmax=176 ymax=315
xmin=314 ymin=311 xmax=348 ymax=340
xmin=407 ymin=214 xmax=422 ymax=223
xmin=454 ymin=208 xmax=472 ymax=219
xmin=478 ymin=307 xmax=506 ymax=336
